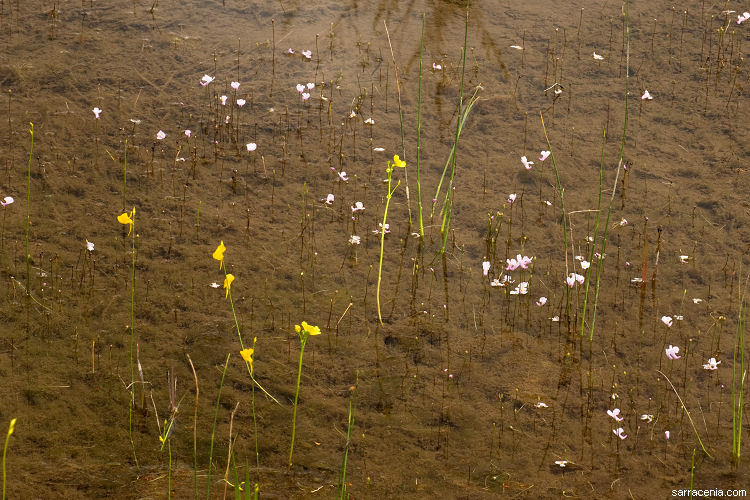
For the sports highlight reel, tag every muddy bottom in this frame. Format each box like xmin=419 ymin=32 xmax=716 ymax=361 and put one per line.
xmin=0 ymin=0 xmax=749 ymax=498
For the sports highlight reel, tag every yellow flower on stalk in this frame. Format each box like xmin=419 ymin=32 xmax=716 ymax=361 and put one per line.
xmin=7 ymin=418 xmax=16 ymax=437
xmin=392 ymin=155 xmax=406 ymax=168
xmin=223 ymin=273 xmax=234 ymax=298
xmin=297 ymin=321 xmax=321 ymax=336
xmin=240 ymin=347 xmax=254 ymax=375
xmin=117 ymin=207 xmax=136 ymax=235
xmin=213 ymin=241 xmax=226 ymax=269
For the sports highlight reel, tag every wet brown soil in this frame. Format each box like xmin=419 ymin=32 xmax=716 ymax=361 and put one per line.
xmin=0 ymin=0 xmax=749 ymax=498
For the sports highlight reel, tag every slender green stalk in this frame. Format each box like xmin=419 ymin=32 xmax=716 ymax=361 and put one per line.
xmin=416 ymin=14 xmax=425 ymax=238
xmin=206 ymin=354 xmax=231 ymax=499
xmin=2 ymin=418 xmax=16 ymax=500
xmin=384 ymin=22 xmax=411 ymax=226
xmin=289 ymin=322 xmax=321 ymax=466
xmin=732 ymin=274 xmax=746 ymax=464
xmin=579 ymin=129 xmax=606 ymax=338
xmin=339 ymin=373 xmax=358 ymax=499
xmin=376 ymin=157 xmax=403 ymax=324
xmin=25 ymin=123 xmax=33 ymax=295
xmin=689 ymin=448 xmax=696 ymax=497
xmin=289 ymin=341 xmax=306 ymax=467
xmin=587 ymin=0 xmax=629 ymax=340
xmin=657 ymin=370 xmax=712 ymax=458
xmin=122 ymin=138 xmax=128 ymax=209
xmin=439 ymin=0 xmax=471 ymax=253
xmin=539 ymin=115 xmax=570 ymax=319
xmin=431 ymin=87 xmax=480 ymax=221
xmin=167 ymin=440 xmax=172 ymax=500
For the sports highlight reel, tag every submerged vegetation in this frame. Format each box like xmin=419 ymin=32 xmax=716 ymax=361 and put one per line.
xmin=0 ymin=0 xmax=748 ymax=497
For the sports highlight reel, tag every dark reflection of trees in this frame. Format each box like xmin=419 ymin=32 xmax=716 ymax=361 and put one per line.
xmin=338 ymin=0 xmax=511 ymax=137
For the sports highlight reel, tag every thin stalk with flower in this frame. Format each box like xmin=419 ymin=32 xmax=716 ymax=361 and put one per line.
xmin=289 ymin=321 xmax=321 ymax=466
xmin=117 ymin=206 xmax=138 ymax=466
xmin=376 ymin=155 xmax=405 ymax=324
xmin=212 ymin=241 xmax=278 ymax=404
xmin=2 ymin=418 xmax=16 ymax=500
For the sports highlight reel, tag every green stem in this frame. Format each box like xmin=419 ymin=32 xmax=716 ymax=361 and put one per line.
xmin=416 ymin=14 xmax=425 ymax=238
xmin=129 ymin=211 xmax=138 ymax=467
xmin=123 ymin=139 xmax=128 ymax=209
xmin=439 ymin=0 xmax=470 ymax=253
xmin=540 ymin=114 xmax=570 ymax=321
xmin=167 ymin=440 xmax=172 ymax=500
xmin=289 ymin=337 xmax=307 ymax=466
xmin=25 ymin=123 xmax=33 ymax=296
xmin=206 ymin=354 xmax=230 ymax=499
xmin=376 ymin=172 xmax=399 ymax=324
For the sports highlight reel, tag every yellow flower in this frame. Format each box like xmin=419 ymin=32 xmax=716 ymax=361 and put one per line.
xmin=117 ymin=207 xmax=136 ymax=235
xmin=295 ymin=324 xmax=301 ymax=333
xmin=300 ymin=321 xmax=321 ymax=336
xmin=240 ymin=348 xmax=254 ymax=375
xmin=213 ymin=241 xmax=226 ymax=269
xmin=392 ymin=155 xmax=406 ymax=168
xmin=7 ymin=418 xmax=16 ymax=437
xmin=223 ymin=273 xmax=234 ymax=298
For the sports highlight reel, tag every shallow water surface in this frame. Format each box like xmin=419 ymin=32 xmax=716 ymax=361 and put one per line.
xmin=0 ymin=0 xmax=749 ymax=498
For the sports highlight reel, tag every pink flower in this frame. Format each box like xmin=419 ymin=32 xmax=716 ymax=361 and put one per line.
xmin=351 ymin=201 xmax=365 ymax=212
xmin=482 ymin=261 xmax=490 ymax=276
xmin=507 ymin=193 xmax=517 ymax=204
xmin=641 ymin=90 xmax=653 ymax=100
xmin=509 ymin=282 xmax=528 ymax=295
xmin=1 ymin=196 xmax=13 ymax=207
xmin=323 ymin=193 xmax=334 ymax=205
xmin=607 ymin=408 xmax=624 ymax=422
xmin=665 ymin=430 xmax=670 ymax=440
xmin=200 ymin=74 xmax=215 ymax=86
xmin=220 ymin=95 xmax=228 ymax=106
xmin=337 ymin=171 xmax=349 ymax=181
xmin=301 ymin=92 xmax=310 ymax=101
xmin=703 ymin=358 xmax=720 ymax=370
xmin=156 ymin=130 xmax=166 ymax=140
xmin=373 ymin=223 xmax=390 ymax=234
xmin=92 ymin=107 xmax=102 ymax=119
xmin=521 ymin=156 xmax=534 ymax=170
xmin=536 ymin=296 xmax=547 ymax=306
xmin=539 ymin=150 xmax=550 ymax=162
xmin=566 ymin=273 xmax=585 ymax=287
xmin=296 ymin=83 xmax=305 ymax=93
xmin=306 ymin=82 xmax=315 ymax=90
xmin=593 ymin=51 xmax=604 ymax=60
xmin=185 ymin=129 xmax=191 ymax=138
xmin=246 ymin=143 xmax=257 ymax=152
xmin=287 ymin=48 xmax=295 ymax=54
xmin=737 ymin=12 xmax=749 ymax=24
xmin=302 ymin=49 xmax=312 ymax=59
xmin=661 ymin=315 xmax=673 ymax=327
xmin=506 ymin=257 xmax=519 ymax=271
xmin=231 ymin=81 xmax=240 ymax=90
xmin=236 ymin=99 xmax=246 ymax=107
xmin=665 ymin=345 xmax=681 ymax=360
xmin=613 ymin=428 xmax=627 ymax=440
xmin=432 ymin=62 xmax=442 ymax=70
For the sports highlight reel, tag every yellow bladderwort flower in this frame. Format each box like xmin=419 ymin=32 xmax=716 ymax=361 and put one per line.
xmin=240 ymin=347 xmax=254 ymax=375
xmin=117 ymin=207 xmax=136 ymax=235
xmin=223 ymin=273 xmax=234 ymax=299
xmin=212 ymin=240 xmax=226 ymax=269
xmin=7 ymin=419 xmax=15 ymax=437
xmin=392 ymin=154 xmax=406 ymax=168
xmin=300 ymin=321 xmax=321 ymax=336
